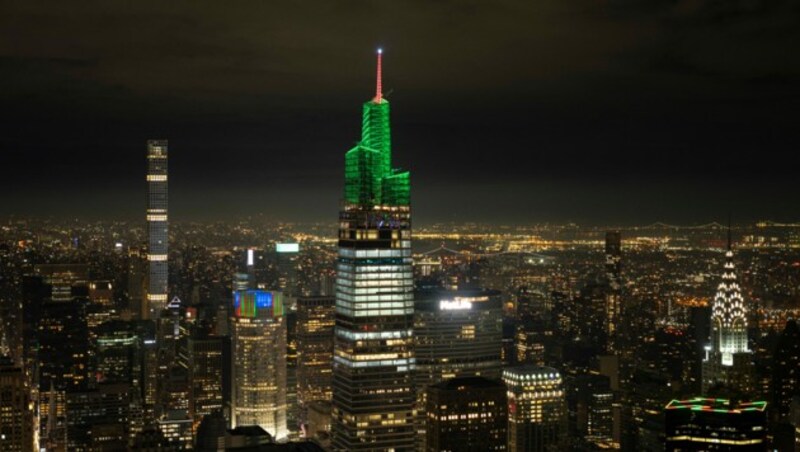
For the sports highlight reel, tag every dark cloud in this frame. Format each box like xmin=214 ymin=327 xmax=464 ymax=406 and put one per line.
xmin=0 ymin=0 xmax=798 ymax=224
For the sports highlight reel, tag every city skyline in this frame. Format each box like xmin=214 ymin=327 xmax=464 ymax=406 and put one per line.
xmin=1 ymin=1 xmax=799 ymax=224
xmin=1 ymin=3 xmax=799 ymax=451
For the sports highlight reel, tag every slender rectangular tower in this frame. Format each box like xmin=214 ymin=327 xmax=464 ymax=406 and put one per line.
xmin=146 ymin=140 xmax=169 ymax=318
xmin=331 ymin=49 xmax=416 ymax=451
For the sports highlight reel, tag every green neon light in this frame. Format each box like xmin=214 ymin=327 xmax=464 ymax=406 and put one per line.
xmin=344 ymin=98 xmax=410 ymax=207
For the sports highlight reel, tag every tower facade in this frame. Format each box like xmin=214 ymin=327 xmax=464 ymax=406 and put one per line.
xmin=230 ymin=290 xmax=287 ymax=440
xmin=188 ymin=331 xmax=225 ymax=431
xmin=702 ymin=240 xmax=752 ymax=394
xmin=414 ymin=289 xmax=503 ymax=384
xmin=503 ymin=366 xmax=567 ymax=452
xmin=331 ymin=49 xmax=416 ymax=451
xmin=296 ymin=296 xmax=335 ymax=416
xmin=414 ymin=289 xmax=503 ymax=447
xmin=425 ymin=377 xmax=508 ymax=452
xmin=771 ymin=320 xmax=800 ymax=421
xmin=146 ymin=139 xmax=169 ymax=318
xmin=0 ymin=357 xmax=34 ymax=452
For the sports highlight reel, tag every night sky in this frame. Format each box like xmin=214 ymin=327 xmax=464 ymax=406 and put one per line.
xmin=1 ymin=0 xmax=798 ymax=224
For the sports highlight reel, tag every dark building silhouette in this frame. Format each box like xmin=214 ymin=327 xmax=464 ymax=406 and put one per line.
xmin=296 ymin=296 xmax=335 ymax=420
xmin=772 ymin=320 xmax=800 ymax=421
xmin=66 ymin=383 xmax=132 ymax=450
xmin=425 ymin=377 xmax=508 ymax=452
xmin=568 ymin=374 xmax=614 ymax=449
xmin=664 ymin=397 xmax=767 ymax=451
xmin=0 ymin=357 xmax=34 ymax=452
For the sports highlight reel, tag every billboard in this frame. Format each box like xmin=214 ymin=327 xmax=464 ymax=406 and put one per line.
xmin=276 ymin=243 xmax=300 ymax=253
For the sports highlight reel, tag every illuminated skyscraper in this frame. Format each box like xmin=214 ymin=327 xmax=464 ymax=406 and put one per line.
xmin=188 ymin=329 xmax=225 ymax=431
xmin=503 ymin=366 xmax=567 ymax=452
xmin=146 ymin=139 xmax=169 ymax=318
xmin=701 ymin=232 xmax=753 ymax=394
xmin=331 ymin=49 xmax=415 ymax=451
xmin=414 ymin=289 xmax=503 ymax=384
xmin=275 ymin=243 xmax=300 ymax=296
xmin=296 ymin=296 xmax=335 ymax=416
xmin=414 ymin=289 xmax=503 ymax=446
xmin=230 ymin=290 xmax=287 ymax=440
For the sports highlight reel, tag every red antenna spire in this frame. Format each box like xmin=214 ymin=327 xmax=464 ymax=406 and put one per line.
xmin=373 ymin=48 xmax=383 ymax=103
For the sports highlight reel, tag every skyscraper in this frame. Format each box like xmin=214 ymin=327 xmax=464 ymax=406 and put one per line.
xmin=414 ymin=289 xmax=504 ymax=446
xmin=569 ymin=374 xmax=615 ymax=449
xmin=296 ymin=296 xmax=335 ymax=417
xmin=414 ymin=289 xmax=504 ymax=384
xmin=771 ymin=320 xmax=800 ymax=421
xmin=331 ymin=49 xmax=415 ymax=451
xmin=188 ymin=329 xmax=226 ymax=431
xmin=146 ymin=139 xmax=169 ymax=318
xmin=96 ymin=321 xmax=141 ymax=387
xmin=701 ymin=234 xmax=752 ymax=394
xmin=230 ymin=289 xmax=287 ymax=440
xmin=65 ymin=383 xmax=132 ymax=450
xmin=503 ymin=365 xmax=567 ymax=452
xmin=425 ymin=377 xmax=508 ymax=452
xmin=0 ymin=357 xmax=34 ymax=452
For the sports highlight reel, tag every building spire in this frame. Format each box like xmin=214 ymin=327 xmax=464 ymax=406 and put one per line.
xmin=374 ymin=48 xmax=383 ymax=103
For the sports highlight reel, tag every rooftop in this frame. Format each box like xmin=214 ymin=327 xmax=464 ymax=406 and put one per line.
xmin=431 ymin=376 xmax=506 ymax=391
xmin=665 ymin=397 xmax=767 ymax=413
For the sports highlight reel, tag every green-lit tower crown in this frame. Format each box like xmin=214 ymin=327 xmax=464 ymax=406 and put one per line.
xmin=344 ymin=49 xmax=410 ymax=206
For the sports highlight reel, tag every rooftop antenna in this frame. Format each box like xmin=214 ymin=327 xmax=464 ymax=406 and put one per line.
xmin=373 ymin=48 xmax=383 ymax=103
